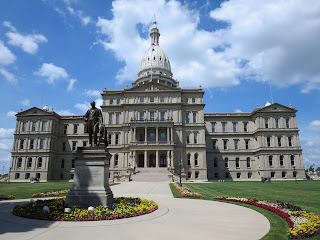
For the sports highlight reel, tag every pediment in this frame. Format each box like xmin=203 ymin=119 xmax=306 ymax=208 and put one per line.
xmin=254 ymin=103 xmax=296 ymax=114
xmin=127 ymin=82 xmax=175 ymax=92
xmin=17 ymin=107 xmax=56 ymax=117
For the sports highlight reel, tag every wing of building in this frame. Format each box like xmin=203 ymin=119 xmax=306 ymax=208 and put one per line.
xmin=9 ymin=19 xmax=305 ymax=182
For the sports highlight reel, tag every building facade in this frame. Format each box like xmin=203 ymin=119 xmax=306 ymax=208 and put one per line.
xmin=9 ymin=19 xmax=305 ymax=182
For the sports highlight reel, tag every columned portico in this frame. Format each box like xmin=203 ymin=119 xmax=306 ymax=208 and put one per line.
xmin=133 ymin=149 xmax=169 ymax=168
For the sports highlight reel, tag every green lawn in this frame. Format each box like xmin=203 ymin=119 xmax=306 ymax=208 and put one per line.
xmin=178 ymin=181 xmax=320 ymax=240
xmin=0 ymin=182 xmax=73 ymax=199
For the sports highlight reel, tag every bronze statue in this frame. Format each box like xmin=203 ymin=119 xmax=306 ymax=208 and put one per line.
xmin=84 ymin=101 xmax=107 ymax=146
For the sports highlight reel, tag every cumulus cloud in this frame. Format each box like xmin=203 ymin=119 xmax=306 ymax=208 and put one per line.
xmin=75 ymin=98 xmax=103 ymax=113
xmin=0 ymin=68 xmax=16 ymax=83
xmin=67 ymin=78 xmax=77 ymax=91
xmin=67 ymin=6 xmax=92 ymax=26
xmin=307 ymin=120 xmax=320 ymax=131
xmin=210 ymin=0 xmax=320 ymax=92
xmin=96 ymin=0 xmax=320 ymax=91
xmin=0 ymin=40 xmax=16 ymax=65
xmin=4 ymin=21 xmax=48 ymax=54
xmin=0 ymin=128 xmax=15 ymax=138
xmin=56 ymin=109 xmax=74 ymax=115
xmin=84 ymin=89 xmax=101 ymax=97
xmin=234 ymin=109 xmax=242 ymax=113
xmin=35 ymin=63 xmax=68 ymax=84
xmin=20 ymin=98 xmax=30 ymax=107
xmin=6 ymin=111 xmax=17 ymax=117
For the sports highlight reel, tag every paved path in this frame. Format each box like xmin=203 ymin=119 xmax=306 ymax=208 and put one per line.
xmin=0 ymin=182 xmax=270 ymax=240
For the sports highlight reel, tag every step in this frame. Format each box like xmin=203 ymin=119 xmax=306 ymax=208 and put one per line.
xmin=131 ymin=168 xmax=169 ymax=182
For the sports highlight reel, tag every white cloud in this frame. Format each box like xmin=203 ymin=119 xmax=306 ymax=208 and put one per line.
xmin=67 ymin=6 xmax=92 ymax=26
xmin=210 ymin=0 xmax=320 ymax=92
xmin=234 ymin=109 xmax=242 ymax=113
xmin=56 ymin=109 xmax=74 ymax=115
xmin=0 ymin=128 xmax=15 ymax=138
xmin=307 ymin=120 xmax=320 ymax=131
xmin=35 ymin=63 xmax=69 ymax=84
xmin=6 ymin=111 xmax=17 ymax=117
xmin=67 ymin=78 xmax=77 ymax=91
xmin=75 ymin=102 xmax=90 ymax=112
xmin=0 ymin=68 xmax=16 ymax=83
xmin=84 ymin=89 xmax=101 ymax=97
xmin=20 ymin=98 xmax=30 ymax=107
xmin=0 ymin=139 xmax=13 ymax=150
xmin=4 ymin=21 xmax=48 ymax=54
xmin=0 ymin=40 xmax=16 ymax=65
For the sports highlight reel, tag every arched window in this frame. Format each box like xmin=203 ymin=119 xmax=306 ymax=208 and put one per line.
xmin=27 ymin=157 xmax=32 ymax=168
xmin=269 ymin=155 xmax=273 ymax=167
xmin=194 ymin=153 xmax=198 ymax=166
xmin=290 ymin=155 xmax=295 ymax=166
xmin=38 ymin=157 xmax=42 ymax=168
xmin=280 ymin=155 xmax=284 ymax=166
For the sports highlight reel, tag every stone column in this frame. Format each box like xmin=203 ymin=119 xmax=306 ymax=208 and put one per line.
xmin=156 ymin=150 xmax=159 ymax=167
xmin=167 ymin=128 xmax=170 ymax=142
xmin=156 ymin=127 xmax=159 ymax=143
xmin=144 ymin=150 xmax=148 ymax=168
xmin=133 ymin=127 xmax=136 ymax=142
xmin=145 ymin=127 xmax=147 ymax=143
xmin=171 ymin=127 xmax=173 ymax=143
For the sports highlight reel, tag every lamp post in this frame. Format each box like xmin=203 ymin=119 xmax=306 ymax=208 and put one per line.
xmin=293 ymin=166 xmax=297 ymax=184
xmin=179 ymin=158 xmax=182 ymax=185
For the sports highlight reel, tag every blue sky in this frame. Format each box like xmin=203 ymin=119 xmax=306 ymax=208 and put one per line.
xmin=1 ymin=0 xmax=320 ymax=173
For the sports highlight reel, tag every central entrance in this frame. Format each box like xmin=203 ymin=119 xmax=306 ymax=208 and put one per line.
xmin=160 ymin=153 xmax=167 ymax=167
xmin=149 ymin=154 xmax=156 ymax=167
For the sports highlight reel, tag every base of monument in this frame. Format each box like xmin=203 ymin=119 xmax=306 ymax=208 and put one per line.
xmin=66 ymin=190 xmax=113 ymax=207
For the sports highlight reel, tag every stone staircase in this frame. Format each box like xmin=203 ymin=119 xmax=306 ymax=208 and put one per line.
xmin=131 ymin=167 xmax=169 ymax=182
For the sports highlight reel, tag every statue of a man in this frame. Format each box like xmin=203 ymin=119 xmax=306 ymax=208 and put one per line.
xmin=84 ymin=101 xmax=103 ymax=146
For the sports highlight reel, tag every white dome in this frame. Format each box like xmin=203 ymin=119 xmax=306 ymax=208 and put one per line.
xmin=265 ymin=101 xmax=271 ymax=107
xmin=138 ymin=45 xmax=172 ymax=77
xmin=43 ymin=105 xmax=49 ymax=111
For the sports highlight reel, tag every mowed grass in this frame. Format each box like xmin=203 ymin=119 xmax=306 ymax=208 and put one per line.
xmin=0 ymin=182 xmax=73 ymax=199
xmin=181 ymin=181 xmax=320 ymax=240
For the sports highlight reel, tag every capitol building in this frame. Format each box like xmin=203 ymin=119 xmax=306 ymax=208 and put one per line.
xmin=9 ymin=19 xmax=305 ymax=182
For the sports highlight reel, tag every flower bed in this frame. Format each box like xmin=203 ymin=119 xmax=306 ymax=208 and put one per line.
xmin=0 ymin=195 xmax=15 ymax=200
xmin=30 ymin=190 xmax=70 ymax=198
xmin=172 ymin=183 xmax=204 ymax=198
xmin=214 ymin=196 xmax=320 ymax=239
xmin=13 ymin=197 xmax=158 ymax=221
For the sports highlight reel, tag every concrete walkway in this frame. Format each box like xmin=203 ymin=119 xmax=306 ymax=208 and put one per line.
xmin=0 ymin=182 xmax=270 ymax=240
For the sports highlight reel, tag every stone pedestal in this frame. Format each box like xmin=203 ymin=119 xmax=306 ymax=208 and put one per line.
xmin=66 ymin=145 xmax=113 ymax=207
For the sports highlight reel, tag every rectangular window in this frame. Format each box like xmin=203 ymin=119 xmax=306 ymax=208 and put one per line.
xmin=139 ymin=133 xmax=144 ymax=142
xmin=27 ymin=158 xmax=32 ymax=168
xmin=109 ymin=114 xmax=113 ymax=124
xmin=115 ymin=134 xmax=119 ymax=145
xmin=211 ymin=123 xmax=215 ymax=132
xmin=140 ymin=112 xmax=144 ymax=121
xmin=150 ymin=132 xmax=155 ymax=142
xmin=234 ymin=140 xmax=239 ymax=150
xmin=212 ymin=140 xmax=217 ymax=149
xmin=150 ymin=112 xmax=155 ymax=121
xmin=187 ymin=154 xmax=191 ymax=165
xmin=288 ymin=137 xmax=292 ymax=147
xmin=160 ymin=112 xmax=165 ymax=121
xmin=110 ymin=99 xmax=113 ymax=104
xmin=286 ymin=118 xmax=290 ymax=128
xmin=38 ymin=158 xmax=42 ymax=168
xmin=160 ymin=97 xmax=164 ymax=103
xmin=275 ymin=119 xmax=279 ymax=128
xmin=17 ymin=158 xmax=22 ymax=168
xmin=233 ymin=122 xmax=237 ymax=132
xmin=160 ymin=132 xmax=166 ymax=142
xmin=247 ymin=158 xmax=251 ymax=168
xmin=222 ymin=123 xmax=226 ymax=132
xmin=225 ymin=158 xmax=228 ymax=168
xmin=185 ymin=98 xmax=188 ymax=103
xmin=140 ymin=97 xmax=144 ymax=103
xmin=244 ymin=122 xmax=248 ymax=132
xmin=116 ymin=113 xmax=120 ymax=124
xmin=150 ymin=97 xmax=154 ymax=103
xmin=186 ymin=133 xmax=190 ymax=144
xmin=117 ymin=99 xmax=120 ymax=104
xmin=40 ymin=139 xmax=44 ymax=149
xmin=194 ymin=154 xmax=198 ymax=166
xmin=20 ymin=140 xmax=24 ymax=149
xmin=236 ymin=158 xmax=240 ymax=168
xmin=73 ymin=125 xmax=78 ymax=134
xmin=194 ymin=133 xmax=198 ymax=144
xmin=42 ymin=121 xmax=46 ymax=131
xmin=108 ymin=134 xmax=112 ymax=145
xmin=185 ymin=113 xmax=189 ymax=124
xmin=32 ymin=122 xmax=36 ymax=131
xmin=83 ymin=141 xmax=87 ymax=147
xmin=278 ymin=137 xmax=281 ymax=147
xmin=193 ymin=112 xmax=197 ymax=123
xmin=30 ymin=139 xmax=34 ymax=149
xmin=245 ymin=140 xmax=249 ymax=149
xmin=223 ymin=140 xmax=228 ymax=150
xmin=61 ymin=159 xmax=65 ymax=168
xmin=267 ymin=137 xmax=271 ymax=147
xmin=62 ymin=142 xmax=66 ymax=151
xmin=195 ymin=172 xmax=199 ymax=179
xmin=72 ymin=141 xmax=77 ymax=151
xmin=22 ymin=122 xmax=27 ymax=132
xmin=192 ymin=98 xmax=195 ymax=103
xmin=64 ymin=125 xmax=67 ymax=134
xmin=265 ymin=119 xmax=269 ymax=128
